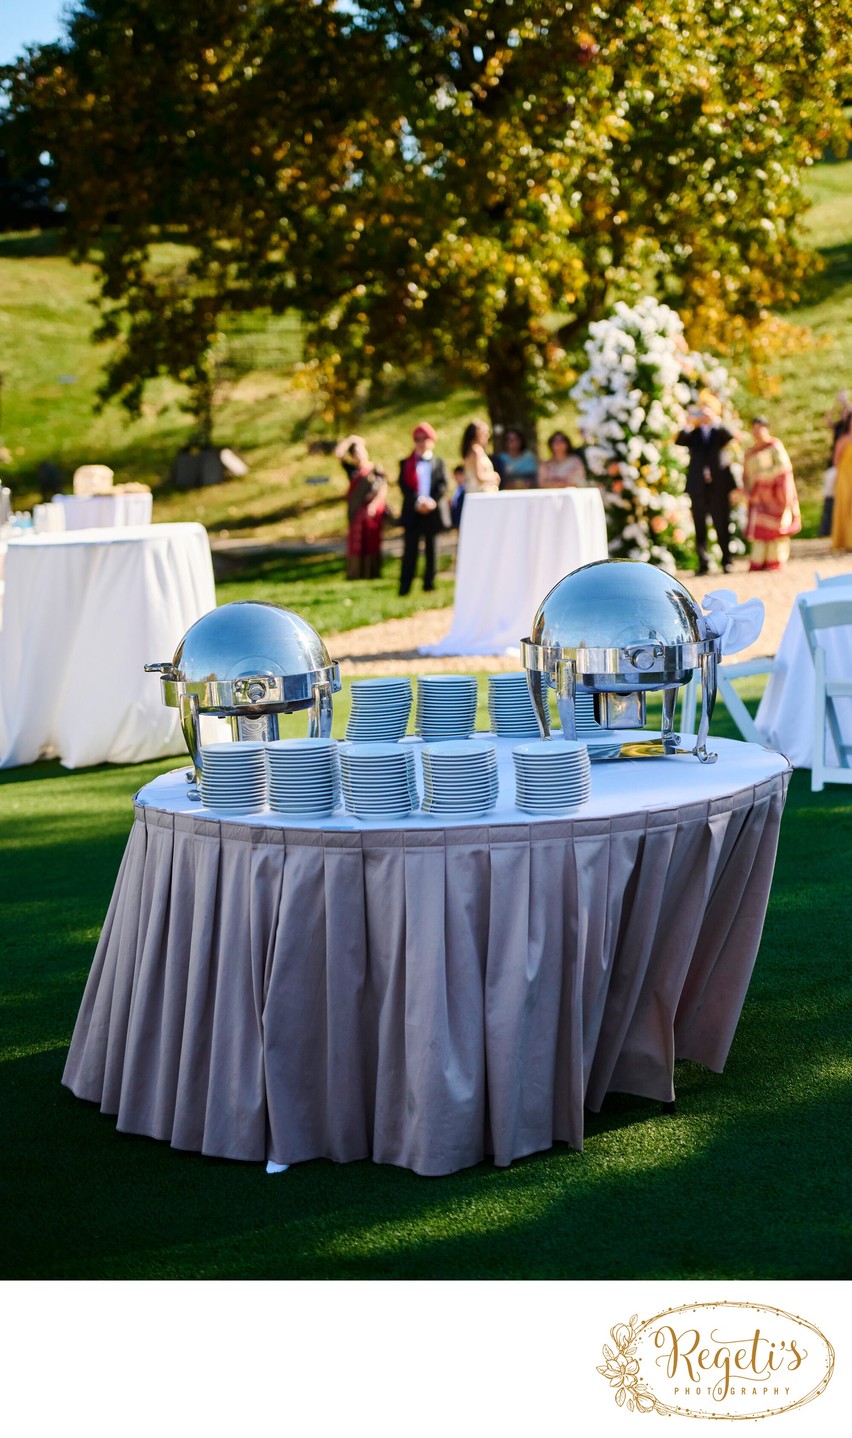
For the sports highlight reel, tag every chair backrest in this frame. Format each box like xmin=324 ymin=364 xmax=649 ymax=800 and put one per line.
xmin=814 ymin=572 xmax=852 ymax=588
xmin=798 ymin=595 xmax=852 ymax=658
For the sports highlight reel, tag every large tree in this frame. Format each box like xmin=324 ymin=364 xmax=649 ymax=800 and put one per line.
xmin=3 ymin=0 xmax=850 ymax=437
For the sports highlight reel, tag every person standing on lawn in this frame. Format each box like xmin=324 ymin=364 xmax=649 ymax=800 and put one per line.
xmin=675 ymin=398 xmax=736 ymax=575
xmin=398 ymin=422 xmax=449 ymax=596
xmin=743 ymin=416 xmax=802 ymax=570
xmin=334 ymin=434 xmax=388 ymax=580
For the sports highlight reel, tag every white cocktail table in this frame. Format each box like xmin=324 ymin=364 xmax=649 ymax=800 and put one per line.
xmin=0 ymin=523 xmax=215 ymax=768
xmin=422 ymin=488 xmax=607 ymax=656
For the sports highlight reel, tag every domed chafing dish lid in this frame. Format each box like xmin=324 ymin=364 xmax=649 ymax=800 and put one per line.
xmin=170 ymin=601 xmax=332 ymax=683
xmin=522 ymin=559 xmax=718 ymax=687
xmin=147 ymin=600 xmax=340 ymax=712
xmin=530 ymin=559 xmax=704 ymax=652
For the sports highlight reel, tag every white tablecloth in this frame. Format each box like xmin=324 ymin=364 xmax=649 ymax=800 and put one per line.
xmin=64 ymin=735 xmax=789 ymax=1174
xmin=139 ymin=731 xmax=788 ymax=829
xmin=756 ymin=587 xmax=852 ymax=767
xmin=51 ymin=492 xmax=154 ymax=530
xmin=421 ymin=489 xmax=608 ymax=656
xmin=0 ymin=523 xmax=216 ymax=769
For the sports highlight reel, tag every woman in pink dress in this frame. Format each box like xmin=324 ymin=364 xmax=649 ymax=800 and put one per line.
xmin=538 ymin=431 xmax=587 ymax=488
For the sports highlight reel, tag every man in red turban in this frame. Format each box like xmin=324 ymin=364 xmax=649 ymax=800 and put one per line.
xmin=398 ymin=422 xmax=449 ymax=595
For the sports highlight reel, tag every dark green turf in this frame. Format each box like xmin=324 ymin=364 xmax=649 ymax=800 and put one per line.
xmin=2 ymin=697 xmax=850 ymax=1280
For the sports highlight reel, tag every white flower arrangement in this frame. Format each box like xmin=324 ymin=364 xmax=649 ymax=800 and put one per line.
xmin=571 ymin=296 xmax=743 ymax=569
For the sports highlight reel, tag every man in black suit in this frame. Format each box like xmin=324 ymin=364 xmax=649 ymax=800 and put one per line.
xmin=398 ymin=422 xmax=448 ymax=595
xmin=675 ymin=404 xmax=736 ymax=575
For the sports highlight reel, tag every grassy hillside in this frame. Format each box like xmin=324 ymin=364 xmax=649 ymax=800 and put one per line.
xmin=1 ymin=158 xmax=851 ymax=540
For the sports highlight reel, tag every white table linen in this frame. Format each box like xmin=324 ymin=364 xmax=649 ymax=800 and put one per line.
xmin=756 ymin=587 xmax=852 ymax=767
xmin=138 ymin=731 xmax=787 ymax=829
xmin=421 ymin=489 xmax=607 ymax=656
xmin=51 ymin=492 xmax=153 ymax=530
xmin=0 ymin=523 xmax=215 ymax=769
xmin=64 ymin=736 xmax=789 ymax=1175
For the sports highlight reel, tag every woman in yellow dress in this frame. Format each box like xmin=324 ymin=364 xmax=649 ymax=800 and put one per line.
xmin=830 ymin=414 xmax=852 ymax=553
xmin=742 ymin=417 xmax=801 ymax=571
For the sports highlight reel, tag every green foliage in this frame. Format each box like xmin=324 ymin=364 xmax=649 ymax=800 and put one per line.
xmin=2 ymin=149 xmax=852 ymax=536
xmin=3 ymin=1 xmax=851 ymax=439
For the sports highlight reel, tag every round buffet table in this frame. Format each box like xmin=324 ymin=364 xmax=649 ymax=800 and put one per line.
xmin=0 ymin=523 xmax=216 ymax=769
xmin=63 ymin=735 xmax=790 ymax=1176
xmin=421 ymin=489 xmax=607 ymax=656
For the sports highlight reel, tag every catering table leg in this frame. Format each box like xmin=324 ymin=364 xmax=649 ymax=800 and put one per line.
xmin=661 ymin=686 xmax=680 ymax=754
xmin=309 ymin=680 xmax=334 ymax=738
xmin=527 ymin=668 xmax=552 ymax=738
xmin=179 ymin=692 xmax=202 ymax=784
xmin=694 ymin=651 xmax=719 ymax=765
xmin=555 ymin=660 xmax=578 ymax=740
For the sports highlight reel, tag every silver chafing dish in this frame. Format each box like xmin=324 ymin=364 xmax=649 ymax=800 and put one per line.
xmin=521 ymin=559 xmax=720 ymax=763
xmin=146 ymin=601 xmax=341 ymax=782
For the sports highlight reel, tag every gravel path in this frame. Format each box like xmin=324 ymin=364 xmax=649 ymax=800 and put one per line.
xmin=327 ymin=539 xmax=852 ymax=675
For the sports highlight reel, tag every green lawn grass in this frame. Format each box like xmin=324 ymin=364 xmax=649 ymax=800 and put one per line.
xmin=215 ymin=547 xmax=456 ymax=636
xmin=2 ymin=684 xmax=850 ymax=1280
xmin=2 ymin=158 xmax=851 ymax=542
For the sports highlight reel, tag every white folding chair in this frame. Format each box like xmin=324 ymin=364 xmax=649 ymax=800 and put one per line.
xmin=678 ymin=659 xmax=775 ymax=744
xmin=797 ymin=595 xmax=852 ymax=792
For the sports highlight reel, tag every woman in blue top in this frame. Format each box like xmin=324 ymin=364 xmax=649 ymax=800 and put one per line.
xmin=495 ymin=427 xmax=539 ymax=489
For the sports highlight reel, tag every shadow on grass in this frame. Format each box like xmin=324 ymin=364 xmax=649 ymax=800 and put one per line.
xmin=0 ymin=755 xmax=173 ymax=790
xmin=213 ymin=491 xmax=343 ymax=534
xmin=3 ymin=1041 xmax=848 ymax=1280
xmin=800 ymin=240 xmax=852 ymax=307
xmin=0 ymin=229 xmax=70 ymax=260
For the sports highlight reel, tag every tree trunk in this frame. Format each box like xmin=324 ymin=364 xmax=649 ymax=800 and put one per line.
xmin=484 ymin=325 xmax=539 ymax=454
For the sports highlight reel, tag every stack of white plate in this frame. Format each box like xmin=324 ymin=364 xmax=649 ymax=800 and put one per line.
xmin=339 ymin=742 xmax=418 ymax=819
xmin=542 ymin=678 xmax=600 ymax=732
xmin=487 ymin=672 xmax=540 ymax=737
xmin=574 ymin=690 xmax=602 ymax=733
xmin=200 ymin=742 xmax=268 ymax=814
xmin=345 ymin=678 xmax=413 ymax=742
xmin=415 ymin=675 xmax=478 ymax=741
xmin=512 ymin=739 xmax=591 ymax=814
xmin=265 ymin=738 xmax=341 ymax=817
xmin=421 ymin=740 xmax=499 ymax=816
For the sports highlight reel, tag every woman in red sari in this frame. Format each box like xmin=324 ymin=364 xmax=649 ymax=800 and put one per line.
xmin=742 ymin=417 xmax=801 ymax=571
xmin=335 ymin=435 xmax=388 ymax=580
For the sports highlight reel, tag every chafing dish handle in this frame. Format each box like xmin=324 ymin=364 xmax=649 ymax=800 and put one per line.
xmin=144 ymin=662 xmax=173 ymax=674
